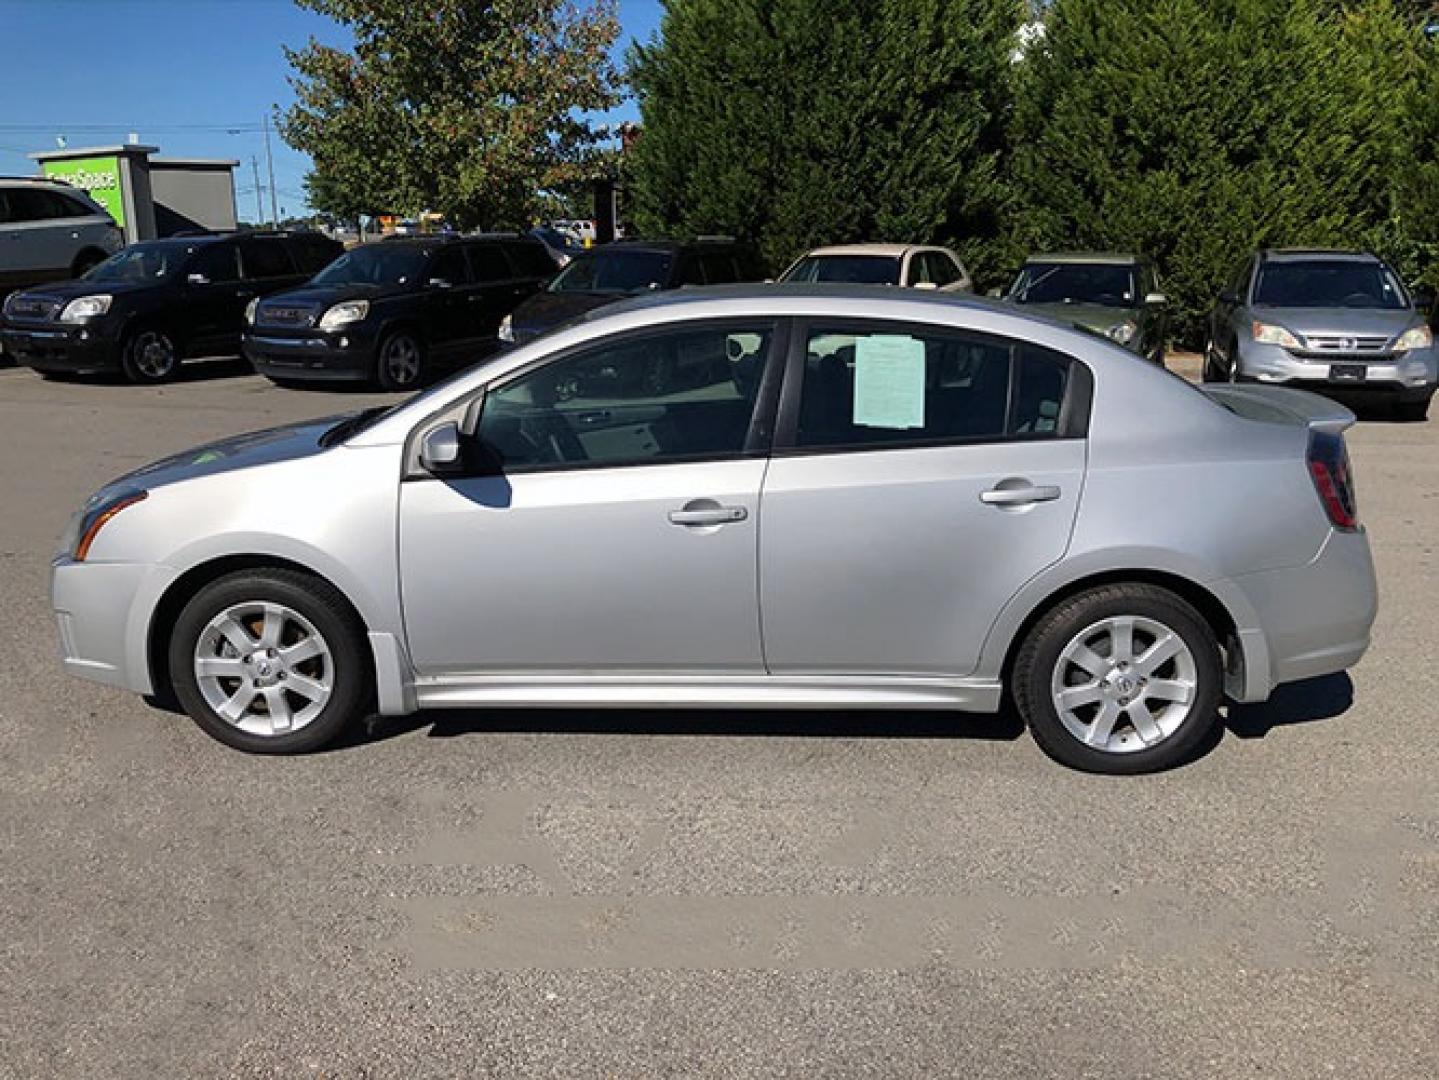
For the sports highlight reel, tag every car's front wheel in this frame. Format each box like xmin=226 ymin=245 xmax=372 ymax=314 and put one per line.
xmin=122 ymin=326 xmax=182 ymax=384
xmin=375 ymin=330 xmax=425 ymax=391
xmin=1012 ymin=583 xmax=1223 ymax=774
xmin=168 ymin=569 xmax=372 ymax=753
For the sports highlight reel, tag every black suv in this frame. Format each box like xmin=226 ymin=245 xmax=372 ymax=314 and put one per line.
xmin=244 ymin=234 xmax=556 ymax=390
xmin=499 ymin=238 xmax=764 ymax=345
xmin=0 ymin=231 xmax=340 ymax=383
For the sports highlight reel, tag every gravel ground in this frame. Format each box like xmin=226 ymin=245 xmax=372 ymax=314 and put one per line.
xmin=0 ymin=355 xmax=1434 ymax=1078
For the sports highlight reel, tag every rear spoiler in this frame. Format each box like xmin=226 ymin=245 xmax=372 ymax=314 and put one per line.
xmin=1199 ymin=384 xmax=1356 ymax=434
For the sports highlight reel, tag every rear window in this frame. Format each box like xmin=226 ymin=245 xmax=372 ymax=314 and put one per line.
xmin=504 ymin=240 xmax=558 ymax=278
xmin=241 ymin=238 xmax=296 ymax=280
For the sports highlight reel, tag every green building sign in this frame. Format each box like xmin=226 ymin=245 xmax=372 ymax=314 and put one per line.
xmin=42 ymin=155 xmax=125 ymax=227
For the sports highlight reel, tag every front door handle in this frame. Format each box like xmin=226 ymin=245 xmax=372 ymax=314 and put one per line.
xmin=668 ymin=503 xmax=748 ymax=527
xmin=979 ymin=483 xmax=1061 ymax=507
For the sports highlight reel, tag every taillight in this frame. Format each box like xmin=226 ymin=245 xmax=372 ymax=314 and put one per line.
xmin=1307 ymin=432 xmax=1358 ymax=531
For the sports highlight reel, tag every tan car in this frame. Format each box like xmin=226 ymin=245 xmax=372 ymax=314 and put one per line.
xmin=780 ymin=243 xmax=973 ymax=292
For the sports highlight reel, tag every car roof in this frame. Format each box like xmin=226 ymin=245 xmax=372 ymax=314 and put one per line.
xmin=588 ymin=282 xmax=987 ymax=320
xmin=1261 ymin=248 xmax=1379 ymax=264
xmin=801 ymin=244 xmax=929 ymax=259
xmin=1026 ymin=252 xmax=1140 ymax=266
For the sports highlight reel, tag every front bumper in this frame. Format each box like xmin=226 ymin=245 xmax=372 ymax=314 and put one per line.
xmin=244 ymin=328 xmax=377 ymax=382
xmin=51 ymin=558 xmax=175 ymax=695
xmin=0 ymin=322 xmax=122 ymax=372
xmin=1236 ymin=341 xmax=1436 ymax=399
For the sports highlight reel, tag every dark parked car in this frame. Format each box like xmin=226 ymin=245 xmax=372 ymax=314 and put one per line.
xmin=498 ymin=238 xmax=763 ymax=345
xmin=1001 ymin=253 xmax=1169 ymax=365
xmin=245 ymin=234 xmax=554 ymax=390
xmin=0 ymin=230 xmax=340 ymax=383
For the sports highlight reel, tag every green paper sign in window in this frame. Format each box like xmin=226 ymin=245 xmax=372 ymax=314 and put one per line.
xmin=42 ymin=156 xmax=125 ymax=227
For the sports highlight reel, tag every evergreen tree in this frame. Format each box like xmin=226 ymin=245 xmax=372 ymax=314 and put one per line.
xmin=1007 ymin=0 xmax=1439 ymax=343
xmin=627 ymin=0 xmax=1025 ymax=274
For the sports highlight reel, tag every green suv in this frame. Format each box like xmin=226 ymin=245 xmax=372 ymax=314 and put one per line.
xmin=1002 ymin=253 xmax=1169 ymax=364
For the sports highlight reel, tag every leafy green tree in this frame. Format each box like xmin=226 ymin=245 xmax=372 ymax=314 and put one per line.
xmin=1006 ymin=0 xmax=1439 ymax=343
xmin=281 ymin=0 xmax=622 ymax=230
xmin=627 ymin=0 xmax=1025 ymax=274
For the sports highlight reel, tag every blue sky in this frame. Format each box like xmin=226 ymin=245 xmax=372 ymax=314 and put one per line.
xmin=0 ymin=0 xmax=662 ymax=218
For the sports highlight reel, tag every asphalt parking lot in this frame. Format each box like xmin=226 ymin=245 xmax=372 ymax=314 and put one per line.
xmin=0 ymin=356 xmax=1435 ymax=1078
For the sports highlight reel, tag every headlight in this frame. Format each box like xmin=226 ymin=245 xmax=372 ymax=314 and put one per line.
xmin=1106 ymin=320 xmax=1138 ymax=345
xmin=1252 ymin=321 xmax=1302 ymax=349
xmin=244 ymin=297 xmax=259 ymax=325
xmin=59 ymin=489 xmax=148 ymax=562
xmin=498 ymin=313 xmax=515 ymax=343
xmin=1393 ymin=325 xmax=1433 ymax=352
xmin=58 ymin=295 xmax=112 ymax=322
xmin=318 ymin=299 xmax=369 ymax=330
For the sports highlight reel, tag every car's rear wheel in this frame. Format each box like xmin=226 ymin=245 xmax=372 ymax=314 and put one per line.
xmin=1201 ymin=338 xmax=1222 ymax=382
xmin=1012 ymin=583 xmax=1223 ymax=774
xmin=168 ymin=569 xmax=372 ymax=754
xmin=375 ymin=330 xmax=425 ymax=391
xmin=122 ymin=326 xmax=182 ymax=384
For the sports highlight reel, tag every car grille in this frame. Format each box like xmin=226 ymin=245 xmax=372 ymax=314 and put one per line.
xmin=1301 ymin=334 xmax=1391 ymax=355
xmin=4 ymin=295 xmax=64 ymax=323
xmin=257 ymin=304 xmax=318 ymax=328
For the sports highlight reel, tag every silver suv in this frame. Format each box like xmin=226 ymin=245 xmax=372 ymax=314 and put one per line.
xmin=0 ymin=177 xmax=122 ymax=299
xmin=1204 ymin=249 xmax=1436 ymax=420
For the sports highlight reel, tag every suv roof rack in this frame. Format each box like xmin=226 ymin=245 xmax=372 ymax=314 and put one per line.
xmin=696 ymin=234 xmax=737 ymax=243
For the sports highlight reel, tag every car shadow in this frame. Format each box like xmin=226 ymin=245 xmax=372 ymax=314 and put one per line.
xmin=1223 ymin=671 xmax=1354 ymax=739
xmin=337 ymin=703 xmax=1029 ymax=751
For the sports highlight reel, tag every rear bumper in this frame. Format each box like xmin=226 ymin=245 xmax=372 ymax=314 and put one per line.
xmin=244 ymin=330 xmax=376 ymax=382
xmin=0 ymin=324 xmax=122 ymax=372
xmin=1223 ymin=527 xmax=1377 ymax=700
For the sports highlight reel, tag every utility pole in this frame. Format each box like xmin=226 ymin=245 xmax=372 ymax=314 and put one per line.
xmin=250 ymin=156 xmax=264 ymax=227
xmin=262 ymin=112 xmax=279 ymax=228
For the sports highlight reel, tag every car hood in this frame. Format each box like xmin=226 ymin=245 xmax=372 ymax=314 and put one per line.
xmin=1013 ymin=301 xmax=1138 ymax=332
xmin=94 ymin=414 xmax=355 ymax=498
xmin=14 ymin=278 xmax=164 ymax=304
xmin=510 ymin=289 xmax=626 ymax=337
xmin=1251 ymin=306 xmax=1419 ymax=339
xmin=262 ymin=282 xmax=407 ymax=308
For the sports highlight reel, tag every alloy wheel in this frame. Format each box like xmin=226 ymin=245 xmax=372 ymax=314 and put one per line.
xmin=193 ymin=600 xmax=334 ymax=737
xmin=133 ymin=331 xmax=177 ymax=380
xmin=1049 ymin=614 xmax=1198 ymax=754
xmin=382 ymin=335 xmax=421 ymax=387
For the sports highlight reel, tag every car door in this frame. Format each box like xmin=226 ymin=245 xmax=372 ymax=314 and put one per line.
xmin=179 ymin=242 xmax=245 ymax=355
xmin=397 ymin=319 xmax=785 ymax=675
xmin=0 ymin=189 xmax=70 ymax=284
xmin=422 ymin=244 xmax=474 ymax=362
xmin=759 ymin=320 xmax=1088 ymax=677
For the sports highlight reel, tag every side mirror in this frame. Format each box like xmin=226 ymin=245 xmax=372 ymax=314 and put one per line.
xmin=1144 ymin=291 xmax=1168 ymax=307
xmin=186 ymin=273 xmax=211 ymax=286
xmin=427 ymin=277 xmax=454 ymax=290
xmin=419 ymin=421 xmax=463 ymax=472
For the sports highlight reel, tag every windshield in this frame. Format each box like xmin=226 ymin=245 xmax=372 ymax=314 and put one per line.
xmin=312 ymin=244 xmax=429 ymax=286
xmin=83 ymin=243 xmax=196 ymax=283
xmin=1253 ymin=260 xmax=1407 ymax=309
xmin=548 ymin=250 xmax=673 ymax=294
xmin=783 ymin=255 xmax=900 ymax=285
xmin=1013 ymin=262 xmax=1137 ymax=307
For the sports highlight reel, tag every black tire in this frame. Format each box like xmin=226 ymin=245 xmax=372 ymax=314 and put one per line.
xmin=374 ymin=329 xmax=426 ymax=391
xmin=1200 ymin=339 xmax=1221 ymax=382
xmin=121 ymin=324 xmax=182 ymax=384
xmin=1395 ymin=396 xmax=1430 ymax=422
xmin=168 ymin=568 xmax=372 ymax=754
xmin=1012 ymin=583 xmax=1223 ymax=774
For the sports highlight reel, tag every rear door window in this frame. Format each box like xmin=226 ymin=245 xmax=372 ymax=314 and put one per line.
xmin=503 ymin=240 xmax=557 ymax=279
xmin=700 ymin=251 xmax=739 ymax=284
xmin=188 ymin=243 xmax=240 ymax=283
xmin=429 ymin=245 xmax=472 ymax=286
xmin=793 ymin=324 xmax=1083 ymax=452
xmin=467 ymin=243 xmax=512 ymax=283
xmin=240 ymin=238 xmax=296 ymax=280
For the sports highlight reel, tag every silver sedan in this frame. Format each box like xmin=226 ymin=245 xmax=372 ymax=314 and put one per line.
xmin=51 ymin=285 xmax=1377 ymax=773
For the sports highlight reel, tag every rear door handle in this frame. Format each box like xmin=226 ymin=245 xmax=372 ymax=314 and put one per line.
xmin=668 ymin=504 xmax=748 ymax=527
xmin=979 ymin=483 xmax=1061 ymax=507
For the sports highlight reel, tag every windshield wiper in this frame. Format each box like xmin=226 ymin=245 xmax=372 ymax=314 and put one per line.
xmin=320 ymin=406 xmax=392 ymax=447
